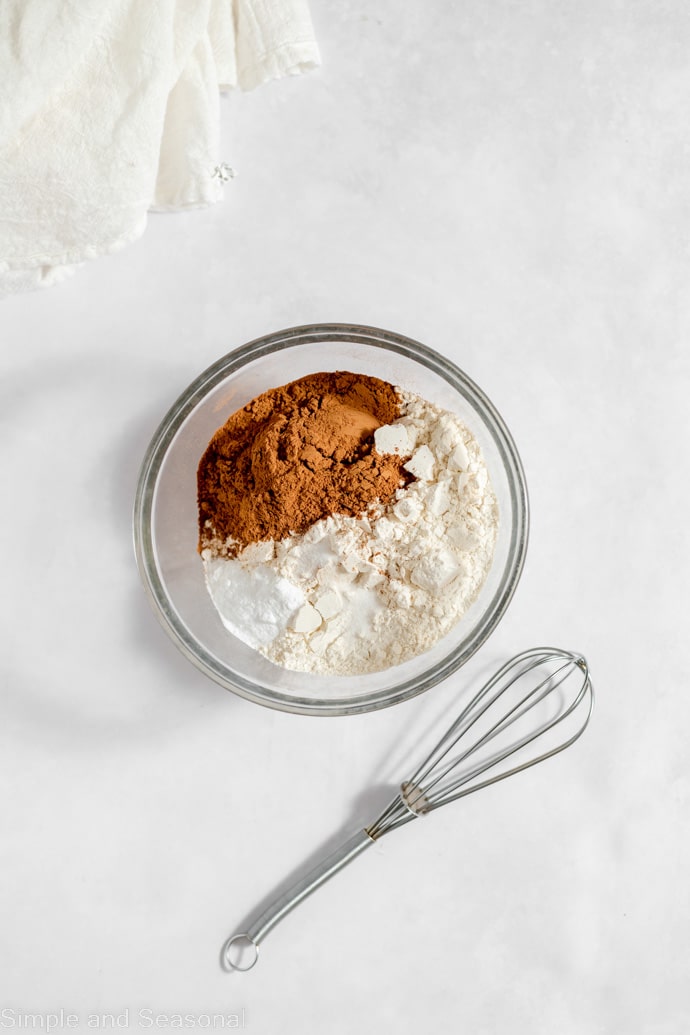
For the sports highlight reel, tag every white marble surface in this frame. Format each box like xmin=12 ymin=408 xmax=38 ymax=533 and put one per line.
xmin=2 ymin=2 xmax=689 ymax=1033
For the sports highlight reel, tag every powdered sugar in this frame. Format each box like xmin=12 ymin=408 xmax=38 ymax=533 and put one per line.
xmin=201 ymin=388 xmax=499 ymax=675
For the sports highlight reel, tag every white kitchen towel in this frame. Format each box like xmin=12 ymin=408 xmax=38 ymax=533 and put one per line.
xmin=0 ymin=0 xmax=320 ymax=297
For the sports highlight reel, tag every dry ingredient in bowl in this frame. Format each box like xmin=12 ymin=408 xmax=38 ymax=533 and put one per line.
xmin=197 ymin=372 xmax=498 ymax=675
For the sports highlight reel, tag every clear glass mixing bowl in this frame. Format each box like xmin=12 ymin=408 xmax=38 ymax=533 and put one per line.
xmin=133 ymin=324 xmax=529 ymax=715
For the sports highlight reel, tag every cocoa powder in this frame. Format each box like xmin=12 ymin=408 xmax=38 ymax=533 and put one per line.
xmin=197 ymin=371 xmax=413 ymax=554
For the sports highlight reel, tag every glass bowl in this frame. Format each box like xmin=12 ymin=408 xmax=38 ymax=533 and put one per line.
xmin=133 ymin=324 xmax=529 ymax=716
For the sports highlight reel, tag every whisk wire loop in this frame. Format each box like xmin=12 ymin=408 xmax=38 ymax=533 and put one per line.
xmin=408 ymin=653 xmax=574 ymax=798
xmin=366 ymin=648 xmax=593 ymax=837
xmin=423 ymin=658 xmax=586 ymax=808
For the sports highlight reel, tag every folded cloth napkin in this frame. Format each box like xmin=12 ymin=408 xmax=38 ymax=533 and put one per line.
xmin=0 ymin=0 xmax=320 ymax=297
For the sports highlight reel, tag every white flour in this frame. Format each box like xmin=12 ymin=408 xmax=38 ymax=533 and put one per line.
xmin=202 ymin=389 xmax=499 ymax=675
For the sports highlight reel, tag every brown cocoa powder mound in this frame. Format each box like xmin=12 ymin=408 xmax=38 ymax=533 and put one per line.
xmin=197 ymin=371 xmax=414 ymax=554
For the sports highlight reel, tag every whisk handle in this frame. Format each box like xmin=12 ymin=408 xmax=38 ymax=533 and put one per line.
xmin=224 ymin=828 xmax=374 ymax=970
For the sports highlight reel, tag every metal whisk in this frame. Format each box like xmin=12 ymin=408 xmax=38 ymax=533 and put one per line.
xmin=223 ymin=647 xmax=593 ymax=971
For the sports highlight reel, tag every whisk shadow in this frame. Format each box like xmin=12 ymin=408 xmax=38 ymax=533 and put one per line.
xmin=219 ymin=781 xmax=396 ymax=972
xmin=362 ymin=652 xmax=503 ymax=789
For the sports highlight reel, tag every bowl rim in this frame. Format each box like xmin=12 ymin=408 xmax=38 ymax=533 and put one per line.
xmin=133 ymin=323 xmax=530 ymax=716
